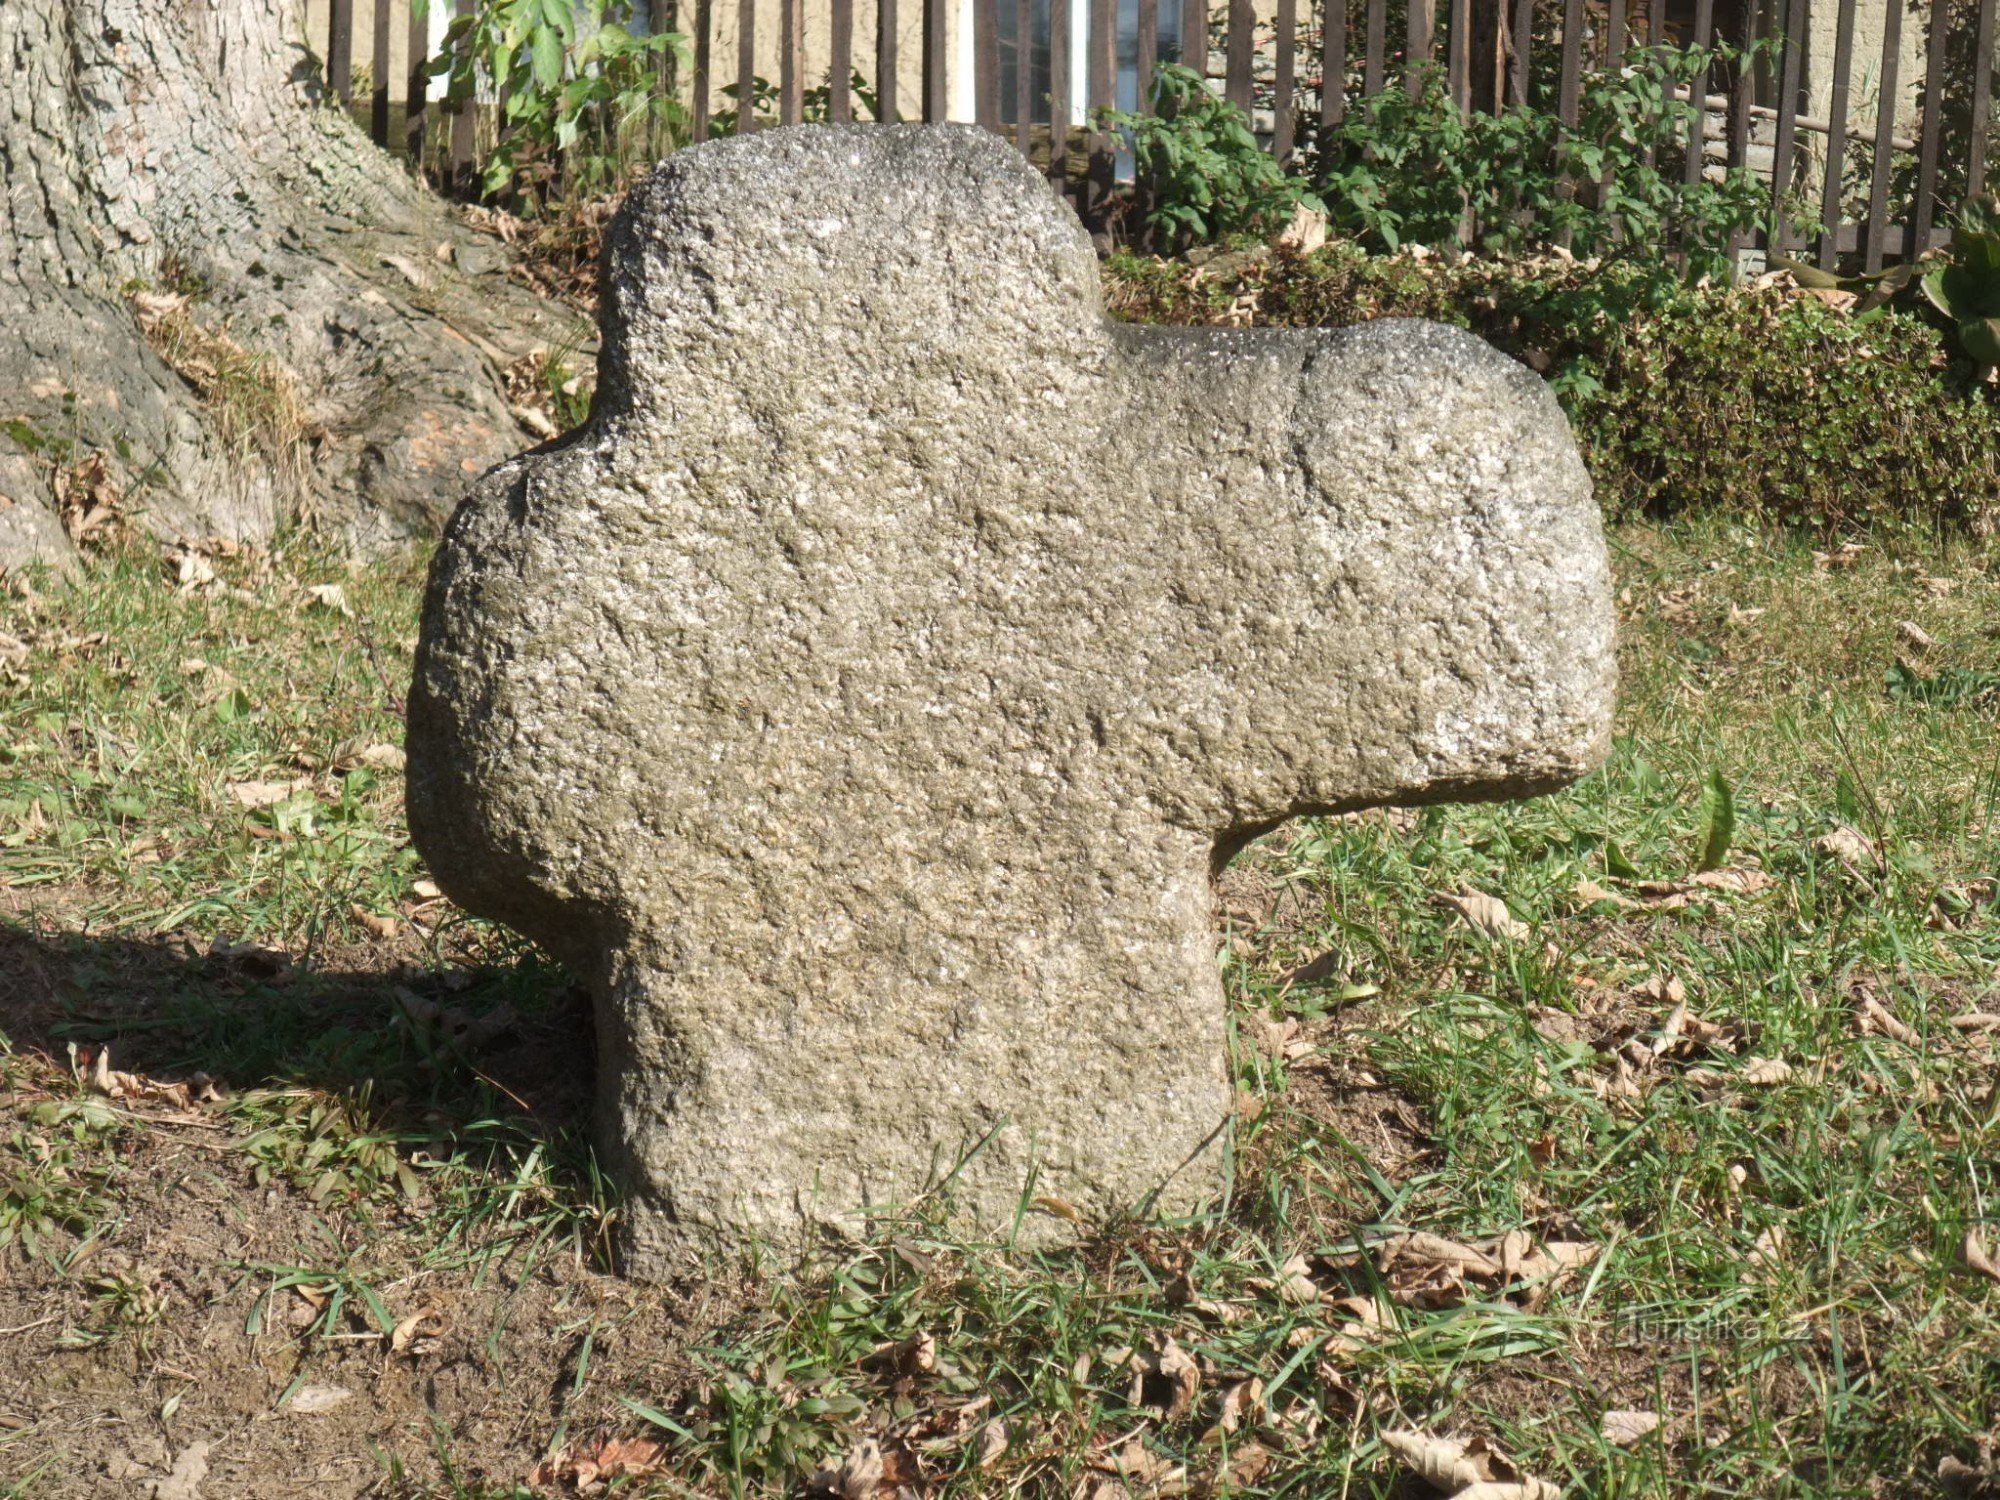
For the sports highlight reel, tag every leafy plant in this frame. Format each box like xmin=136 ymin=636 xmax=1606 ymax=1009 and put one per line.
xmin=1099 ymin=63 xmax=1325 ymax=246
xmin=1885 ymin=660 xmax=2000 ymax=708
xmin=431 ymin=0 xmax=689 ymax=210
xmin=709 ymin=69 xmax=887 ymax=136
xmin=1310 ymin=45 xmax=1775 ymax=282
xmin=1922 ymin=194 xmax=2000 ymax=376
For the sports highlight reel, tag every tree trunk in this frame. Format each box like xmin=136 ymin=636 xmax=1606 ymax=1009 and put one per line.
xmin=0 ymin=0 xmax=589 ymax=571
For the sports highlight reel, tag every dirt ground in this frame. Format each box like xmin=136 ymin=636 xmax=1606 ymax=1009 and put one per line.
xmin=0 ymin=891 xmax=749 ymax=1498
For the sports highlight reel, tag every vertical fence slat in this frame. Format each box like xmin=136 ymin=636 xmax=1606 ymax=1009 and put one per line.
xmin=405 ymin=0 xmax=428 ymax=159
xmin=1363 ymin=0 xmax=1388 ymax=99
xmin=1679 ymin=0 xmax=1714 ymax=199
xmin=1326 ymin=0 xmax=1350 ymax=123
xmin=1138 ymin=0 xmax=1160 ymax=110
xmin=924 ymin=0 xmax=950 ymax=120
xmin=1556 ymin=0 xmax=1583 ymax=124
xmin=781 ymin=0 xmax=804 ymax=125
xmin=1969 ymin=0 xmax=1999 ymax=198
xmin=368 ymin=0 xmax=390 ymax=144
xmin=1553 ymin=0 xmax=1583 ymax=249
xmin=878 ymin=0 xmax=900 ymax=120
xmin=1507 ymin=0 xmax=1532 ymax=107
xmin=1724 ymin=0 xmax=1753 ymax=255
xmin=692 ymin=0 xmax=713 ymax=137
xmin=976 ymin=0 xmax=1002 ymax=129
xmin=1016 ymin=0 xmax=1035 ymax=147
xmin=1048 ymin=0 xmax=1071 ymax=181
xmin=1595 ymin=0 xmax=1625 ymax=213
xmin=1768 ymin=0 xmax=1806 ymax=250
xmin=1275 ymin=0 xmax=1297 ymax=157
xmin=1817 ymin=0 xmax=1860 ymax=268
xmin=1406 ymin=0 xmax=1435 ymax=96
xmin=328 ymin=0 xmax=354 ymax=102
xmin=1182 ymin=0 xmax=1208 ymax=76
xmin=1447 ymin=0 xmax=1471 ymax=111
xmin=1086 ymin=0 xmax=1116 ymax=229
xmin=737 ymin=0 xmax=758 ymax=131
xmin=450 ymin=0 xmax=476 ymax=188
xmin=830 ymin=0 xmax=855 ymax=121
xmin=1910 ymin=0 xmax=1952 ymax=254
xmin=1862 ymin=0 xmax=1903 ymax=270
xmin=1725 ymin=0 xmax=1753 ymax=169
xmin=1226 ymin=0 xmax=1256 ymax=109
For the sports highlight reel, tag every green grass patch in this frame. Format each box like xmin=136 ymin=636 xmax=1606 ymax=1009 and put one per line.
xmin=3 ymin=522 xmax=2000 ymax=1496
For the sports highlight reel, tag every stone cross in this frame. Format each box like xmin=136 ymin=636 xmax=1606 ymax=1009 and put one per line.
xmin=407 ymin=124 xmax=1615 ymax=1275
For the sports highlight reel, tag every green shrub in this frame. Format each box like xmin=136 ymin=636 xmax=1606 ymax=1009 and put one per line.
xmin=433 ymin=0 xmax=689 ymax=210
xmin=1307 ymin=46 xmax=1773 ymax=282
xmin=1100 ymin=64 xmax=1325 ymax=246
xmin=1104 ymin=244 xmax=2000 ymax=531
xmin=1102 ymin=44 xmax=1771 ymax=283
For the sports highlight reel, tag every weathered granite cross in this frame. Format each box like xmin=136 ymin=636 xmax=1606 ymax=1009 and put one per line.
xmin=407 ymin=124 xmax=1615 ymax=1274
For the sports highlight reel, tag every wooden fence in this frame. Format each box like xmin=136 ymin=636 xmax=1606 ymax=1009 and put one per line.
xmin=324 ymin=0 xmax=1998 ymax=268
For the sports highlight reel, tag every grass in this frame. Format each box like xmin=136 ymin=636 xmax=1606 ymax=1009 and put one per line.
xmin=2 ymin=519 xmax=2000 ymax=1497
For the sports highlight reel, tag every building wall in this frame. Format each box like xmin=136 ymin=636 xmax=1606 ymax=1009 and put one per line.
xmin=1803 ymin=0 xmax=1933 ymax=141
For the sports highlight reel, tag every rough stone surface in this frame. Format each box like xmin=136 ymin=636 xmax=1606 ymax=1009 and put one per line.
xmin=407 ymin=124 xmax=1616 ymax=1274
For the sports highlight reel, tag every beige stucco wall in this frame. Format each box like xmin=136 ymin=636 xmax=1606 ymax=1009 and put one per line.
xmin=1803 ymin=0 xmax=1933 ymax=141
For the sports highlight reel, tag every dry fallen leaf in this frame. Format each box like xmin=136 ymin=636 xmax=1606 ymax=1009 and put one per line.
xmin=1897 ymin=619 xmax=1938 ymax=653
xmin=1381 ymin=1429 xmax=1487 ymax=1491
xmin=305 ymin=581 xmax=355 ymax=617
xmin=1601 ymin=1409 xmax=1661 ymax=1447
xmin=1436 ymin=889 xmax=1529 ymax=942
xmin=1380 ymin=1232 xmax=1503 ymax=1281
xmin=1574 ymin=877 xmax=1638 ymax=909
xmin=1853 ymin=988 xmax=1920 ymax=1045
xmin=975 ymin=1419 xmax=1009 ymax=1469
xmin=227 ymin=778 xmax=306 ymax=809
xmin=390 ymin=1306 xmax=446 ymax=1355
xmin=1744 ymin=1224 xmax=1786 ymax=1283
xmin=147 ymin=1441 xmax=212 ymax=1500
xmin=1092 ymin=1436 xmax=1185 ymax=1491
xmin=352 ymin=905 xmax=400 ymax=940
xmin=285 ymin=1383 xmax=353 ymax=1414
xmin=1268 ymin=1253 xmax=1320 ymax=1305
xmin=1939 ymin=1451 xmax=1999 ymax=1500
xmin=823 ymin=1437 xmax=886 ymax=1498
xmin=1113 ymin=1334 xmax=1201 ymax=1421
xmin=1741 ymin=1056 xmax=1793 ymax=1086
xmin=1205 ymin=1376 xmax=1263 ymax=1441
xmin=1817 ymin=824 xmax=1881 ymax=871
xmin=530 ymin=1434 xmax=666 ymax=1490
xmin=1276 ymin=203 xmax=1329 ymax=256
xmin=173 ymin=551 xmax=217 ymax=591
xmin=1689 ymin=867 xmax=1775 ymax=896
xmin=1963 ymin=1228 xmax=2000 ymax=1285
xmin=1382 ymin=1428 xmax=1561 ymax=1496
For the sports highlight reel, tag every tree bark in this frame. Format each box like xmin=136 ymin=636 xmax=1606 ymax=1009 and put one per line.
xmin=0 ymin=0 xmax=589 ymax=570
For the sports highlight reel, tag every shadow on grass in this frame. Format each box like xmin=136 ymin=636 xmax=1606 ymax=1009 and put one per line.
xmin=0 ymin=917 xmax=596 ymax=1143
